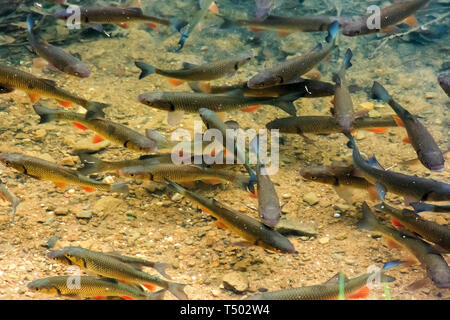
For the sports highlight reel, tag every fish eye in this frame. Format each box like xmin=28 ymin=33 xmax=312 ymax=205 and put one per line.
xmin=311 ymin=176 xmax=317 ymax=180
xmin=5 ymin=161 xmax=10 ymax=167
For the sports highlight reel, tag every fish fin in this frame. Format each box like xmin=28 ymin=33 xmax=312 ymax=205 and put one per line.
xmin=357 ymin=202 xmax=379 ymax=231
xmin=215 ymin=220 xmax=227 ymax=229
xmin=224 ymin=120 xmax=239 ymax=130
xmin=199 ymin=205 xmax=211 ymax=214
xmin=217 ymin=112 xmax=226 ymax=121
xmin=135 ymin=61 xmax=155 ymax=79
xmin=181 ymin=62 xmax=198 ymax=69
xmin=367 ymin=186 xmax=381 ymax=201
xmin=332 ymin=185 xmax=355 ymax=204
xmin=393 ymin=115 xmax=405 ymax=127
xmin=94 ymin=296 xmax=105 ymax=300
xmin=54 ymin=182 xmax=66 ymax=190
xmin=92 ymin=134 xmax=104 ymax=144
xmin=370 ymin=81 xmax=391 ymax=102
xmin=402 ymin=137 xmax=411 ymax=144
xmin=167 ymin=111 xmax=184 ymax=126
xmin=347 ymin=286 xmax=369 ymax=299
xmin=85 ymin=101 xmax=108 ymax=120
xmin=332 ymin=73 xmax=341 ymax=85
xmin=72 ymin=122 xmax=87 ymax=130
xmin=322 ymin=272 xmax=348 ymax=285
xmin=199 ymin=82 xmax=211 ymax=93
xmin=146 ymin=289 xmax=166 ymax=300
xmin=391 ymin=217 xmax=404 ymax=228
xmin=403 ymin=15 xmax=418 ymax=27
xmin=365 ymin=127 xmax=387 ymax=134
xmin=375 ymin=182 xmax=387 ymax=202
xmin=77 ymin=154 xmax=103 ymax=175
xmin=409 ymin=202 xmax=432 ymax=213
xmin=0 ymin=194 xmax=5 ymax=201
xmin=129 ymin=7 xmax=143 ymax=13
xmin=121 ymin=296 xmax=134 ymax=300
xmin=117 ymin=22 xmax=130 ymax=29
xmin=249 ymin=189 xmax=257 ymax=198
xmin=58 ymin=100 xmax=72 ymax=108
xmin=111 ymin=182 xmax=129 ymax=194
xmin=313 ymin=43 xmax=323 ymax=52
xmin=142 ymin=284 xmax=155 ymax=292
xmin=33 ymin=104 xmax=59 ymax=123
xmin=381 ymin=25 xmax=399 ymax=34
xmin=168 ymin=78 xmax=184 ymax=86
xmin=271 ymin=93 xmax=298 ymax=116
xmin=208 ymin=2 xmax=219 ymax=14
xmin=28 ymin=93 xmax=40 ymax=103
xmin=82 ymin=186 xmax=95 ymax=192
xmin=386 ymin=237 xmax=402 ymax=249
xmin=367 ymin=156 xmax=384 ymax=170
xmin=202 ymin=179 xmax=222 ymax=185
xmin=168 ymin=282 xmax=188 ymax=300
xmin=342 ymin=48 xmax=353 ymax=71
xmin=277 ymin=30 xmax=291 ymax=38
xmin=87 ymin=24 xmax=104 ymax=33
xmin=40 ymin=79 xmax=57 ymax=87
xmin=71 ymin=52 xmax=82 ymax=60
xmin=146 ymin=22 xmax=158 ymax=29
xmin=241 ymin=105 xmax=260 ymax=112
xmin=152 ymin=262 xmax=172 ymax=280
xmin=325 ymin=20 xmax=339 ymax=43
xmin=406 ymin=277 xmax=430 ymax=291
xmin=249 ymin=26 xmax=265 ymax=33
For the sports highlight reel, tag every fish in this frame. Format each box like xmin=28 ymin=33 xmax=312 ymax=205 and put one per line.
xmin=33 ymin=104 xmax=157 ymax=153
xmin=266 ymin=115 xmax=398 ymax=135
xmin=137 ymin=91 xmax=299 ymax=125
xmin=342 ymin=0 xmax=431 ymax=36
xmin=48 ymin=247 xmax=172 ymax=280
xmin=331 ymin=48 xmax=354 ymax=134
xmin=166 ymin=179 xmax=295 ymax=253
xmin=27 ymin=276 xmax=166 ymax=300
xmin=358 ymin=202 xmax=450 ymax=288
xmin=410 ymin=202 xmax=450 ymax=214
xmin=438 ymin=73 xmax=450 ymax=97
xmin=119 ymin=163 xmax=250 ymax=190
xmin=189 ymin=77 xmax=336 ymax=98
xmin=247 ymin=20 xmax=339 ymax=89
xmin=371 ymin=81 xmax=445 ymax=172
xmin=374 ymin=202 xmax=450 ymax=252
xmin=26 ymin=15 xmax=90 ymax=78
xmin=0 ymin=153 xmax=128 ymax=194
xmin=0 ymin=64 xmax=108 ymax=119
xmin=245 ymin=261 xmax=400 ymax=300
xmin=54 ymin=6 xmax=171 ymax=30
xmin=250 ymin=135 xmax=281 ymax=228
xmin=345 ymin=134 xmax=450 ymax=204
xmin=236 ymin=15 xmax=351 ymax=34
xmin=48 ymin=246 xmax=187 ymax=300
xmin=0 ymin=181 xmax=20 ymax=224
xmin=134 ymin=54 xmax=252 ymax=82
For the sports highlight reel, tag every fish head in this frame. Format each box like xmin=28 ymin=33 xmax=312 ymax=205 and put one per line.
xmin=247 ymin=72 xmax=283 ymax=89
xmin=128 ymin=137 xmax=158 ymax=154
xmin=64 ymin=62 xmax=91 ymax=78
xmin=137 ymin=93 xmax=172 ymax=111
xmin=235 ymin=53 xmax=253 ymax=69
xmin=298 ymin=167 xmax=337 ymax=185
xmin=198 ymin=107 xmax=216 ymax=125
xmin=421 ymin=151 xmax=445 ymax=172
xmin=27 ymin=278 xmax=60 ymax=295
xmin=61 ymin=246 xmax=88 ymax=267
xmin=47 ymin=250 xmax=73 ymax=266
xmin=258 ymin=228 xmax=296 ymax=254
xmin=0 ymin=153 xmax=27 ymax=173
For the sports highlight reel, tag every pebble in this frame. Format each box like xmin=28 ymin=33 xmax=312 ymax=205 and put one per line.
xmin=171 ymin=193 xmax=183 ymax=201
xmin=275 ymin=219 xmax=317 ymax=236
xmin=60 ymin=156 xmax=75 ymax=166
xmin=103 ymin=176 xmax=115 ymax=184
xmin=222 ymin=272 xmax=249 ymax=293
xmin=76 ymin=210 xmax=92 ymax=219
xmin=335 ymin=233 xmax=347 ymax=240
xmin=359 ymin=102 xmax=374 ymax=111
xmin=282 ymin=193 xmax=291 ymax=199
xmin=211 ymin=289 xmax=220 ymax=297
xmin=355 ymin=131 xmax=366 ymax=140
xmin=369 ymin=110 xmax=381 ymax=117
xmin=54 ymin=208 xmax=69 ymax=216
xmin=34 ymin=129 xmax=47 ymax=139
xmin=303 ymin=192 xmax=319 ymax=205
xmin=92 ymin=196 xmax=123 ymax=216
xmin=333 ymin=213 xmax=341 ymax=218
xmin=318 ymin=236 xmax=329 ymax=244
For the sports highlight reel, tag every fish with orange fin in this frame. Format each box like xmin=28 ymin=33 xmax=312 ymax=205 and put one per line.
xmin=374 ymin=202 xmax=450 ymax=252
xmin=48 ymin=247 xmax=187 ymax=300
xmin=0 ymin=181 xmax=20 ymax=224
xmin=135 ymin=54 xmax=251 ymax=82
xmin=33 ymin=104 xmax=157 ymax=153
xmin=342 ymin=0 xmax=430 ymax=36
xmin=245 ymin=261 xmax=401 ymax=300
xmin=0 ymin=153 xmax=128 ymax=194
xmin=166 ymin=179 xmax=295 ymax=254
xmin=0 ymin=64 xmax=107 ymax=119
xmin=27 ymin=15 xmax=90 ymax=78
xmin=371 ymin=81 xmax=445 ymax=172
xmin=27 ymin=276 xmax=166 ymax=300
xmin=358 ymin=202 xmax=450 ymax=288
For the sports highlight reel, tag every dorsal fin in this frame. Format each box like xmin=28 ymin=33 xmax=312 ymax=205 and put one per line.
xmin=40 ymin=78 xmax=57 ymax=87
xmin=322 ymin=272 xmax=348 ymax=285
xmin=182 ymin=62 xmax=198 ymax=69
xmin=367 ymin=156 xmax=384 ymax=170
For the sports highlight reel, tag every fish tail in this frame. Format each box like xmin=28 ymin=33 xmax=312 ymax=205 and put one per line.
xmin=85 ymin=101 xmax=108 ymax=120
xmin=325 ymin=20 xmax=339 ymax=43
xmin=382 ymin=260 xmax=405 ymax=271
xmin=409 ymin=202 xmax=433 ymax=213
xmin=357 ymin=202 xmax=380 ymax=231
xmin=168 ymin=282 xmax=188 ymax=300
xmin=271 ymin=94 xmax=298 ymax=116
xmin=135 ymin=61 xmax=155 ymax=79
xmin=153 ymin=262 xmax=172 ymax=280
xmin=76 ymin=153 xmax=104 ymax=175
xmin=26 ymin=14 xmax=34 ymax=34
xmin=33 ymin=103 xmax=60 ymax=124
xmin=344 ymin=132 xmax=355 ymax=149
xmin=371 ymin=81 xmax=392 ymax=103
xmin=342 ymin=48 xmax=353 ymax=71
xmin=110 ymin=182 xmax=129 ymax=194
xmin=165 ymin=178 xmax=186 ymax=195
xmin=146 ymin=289 xmax=167 ymax=300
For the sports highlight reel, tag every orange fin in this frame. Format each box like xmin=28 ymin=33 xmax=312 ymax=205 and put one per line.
xmin=386 ymin=237 xmax=402 ymax=249
xmin=215 ymin=220 xmax=227 ymax=229
xmin=117 ymin=22 xmax=129 ymax=29
xmin=54 ymin=182 xmax=66 ymax=190
xmin=28 ymin=93 xmax=40 ymax=103
xmin=94 ymin=296 xmax=105 ymax=300
xmin=168 ymin=78 xmax=184 ymax=86
xmin=121 ymin=296 xmax=134 ymax=300
xmin=200 ymin=82 xmax=211 ymax=93
xmin=202 ymin=179 xmax=222 ymax=185
xmin=249 ymin=189 xmax=258 ymax=198
xmin=208 ymin=2 xmax=219 ymax=14
xmin=391 ymin=217 xmax=404 ymax=228
xmin=241 ymin=105 xmax=260 ymax=113
xmin=367 ymin=186 xmax=380 ymax=201
xmin=72 ymin=122 xmax=87 ymax=130
xmin=366 ymin=127 xmax=387 ymax=134
xmin=249 ymin=26 xmax=264 ymax=33
xmin=146 ymin=22 xmax=157 ymax=29
xmin=217 ymin=112 xmax=226 ymax=120
xmin=142 ymin=284 xmax=155 ymax=291
xmin=93 ymin=134 xmax=104 ymax=144
xmin=58 ymin=100 xmax=72 ymax=108
xmin=403 ymin=137 xmax=411 ymax=144
xmin=82 ymin=186 xmax=95 ymax=192
xmin=199 ymin=205 xmax=211 ymax=214
xmin=0 ymin=194 xmax=6 ymax=201
xmin=403 ymin=15 xmax=418 ymax=27
xmin=348 ymin=285 xmax=370 ymax=299
xmin=393 ymin=115 xmax=405 ymax=127
xmin=277 ymin=30 xmax=291 ymax=38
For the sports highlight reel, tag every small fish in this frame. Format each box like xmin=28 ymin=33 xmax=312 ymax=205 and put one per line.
xmin=345 ymin=134 xmax=450 ymax=204
xmin=358 ymin=202 xmax=450 ymax=288
xmin=374 ymin=202 xmax=450 ymax=252
xmin=119 ymin=163 xmax=250 ymax=190
xmin=166 ymin=179 xmax=295 ymax=253
xmin=331 ymin=48 xmax=354 ymax=134
xmin=34 ymin=104 xmax=157 ymax=153
xmin=189 ymin=77 xmax=336 ymax=98
xmin=247 ymin=21 xmax=339 ymax=89
xmin=250 ymin=135 xmax=281 ymax=228
xmin=134 ymin=54 xmax=252 ymax=82
xmin=437 ymin=73 xmax=450 ymax=97
xmin=0 ymin=181 xmax=20 ymax=224
xmin=0 ymin=64 xmax=107 ymax=119
xmin=27 ymin=15 xmax=90 ymax=78
xmin=0 ymin=153 xmax=128 ymax=194
xmin=54 ymin=6 xmax=171 ymax=30
xmin=342 ymin=0 xmax=431 ymax=36
xmin=28 ymin=276 xmax=166 ymax=300
xmin=48 ymin=246 xmax=187 ymax=300
xmin=246 ymin=261 xmax=400 ymax=300
xmin=371 ymin=81 xmax=445 ymax=172
xmin=410 ymin=202 xmax=450 ymax=214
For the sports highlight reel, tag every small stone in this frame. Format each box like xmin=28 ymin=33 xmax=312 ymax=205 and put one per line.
xmin=76 ymin=210 xmax=92 ymax=219
xmin=171 ymin=193 xmax=183 ymax=201
xmin=211 ymin=289 xmax=220 ymax=297
xmin=333 ymin=213 xmax=341 ymax=218
xmin=222 ymin=272 xmax=249 ymax=293
xmin=335 ymin=233 xmax=347 ymax=240
xmin=92 ymin=196 xmax=123 ymax=216
xmin=303 ymin=192 xmax=319 ymax=205
xmin=359 ymin=102 xmax=374 ymax=110
xmin=355 ymin=131 xmax=366 ymax=140
xmin=318 ymin=236 xmax=329 ymax=244
xmin=102 ymin=176 xmax=115 ymax=184
xmin=60 ymin=156 xmax=75 ymax=166
xmin=369 ymin=110 xmax=381 ymax=117
xmin=333 ymin=203 xmax=350 ymax=212
xmin=54 ymin=208 xmax=68 ymax=216
xmin=345 ymin=258 xmax=355 ymax=265
xmin=34 ymin=129 xmax=47 ymax=139
xmin=275 ymin=219 xmax=316 ymax=236
xmin=233 ymin=259 xmax=249 ymax=272
xmin=425 ymin=92 xmax=435 ymax=99
xmin=282 ymin=193 xmax=291 ymax=199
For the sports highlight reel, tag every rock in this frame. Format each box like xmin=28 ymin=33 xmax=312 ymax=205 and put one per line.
xmin=303 ymin=192 xmax=319 ymax=205
xmin=318 ymin=236 xmax=329 ymax=244
xmin=355 ymin=131 xmax=366 ymax=140
xmin=60 ymin=156 xmax=75 ymax=166
xmin=275 ymin=219 xmax=317 ymax=237
xmin=171 ymin=193 xmax=183 ymax=201
xmin=333 ymin=203 xmax=350 ymax=212
xmin=76 ymin=210 xmax=92 ymax=219
xmin=233 ymin=259 xmax=249 ymax=272
xmin=211 ymin=289 xmax=220 ymax=297
xmin=282 ymin=193 xmax=291 ymax=199
xmin=335 ymin=232 xmax=347 ymax=240
xmin=34 ymin=129 xmax=47 ymax=140
xmin=359 ymin=102 xmax=374 ymax=111
xmin=54 ymin=208 xmax=69 ymax=216
xmin=369 ymin=110 xmax=381 ymax=118
xmin=72 ymin=140 xmax=110 ymax=154
xmin=102 ymin=176 xmax=115 ymax=184
xmin=92 ymin=196 xmax=123 ymax=216
xmin=222 ymin=272 xmax=249 ymax=293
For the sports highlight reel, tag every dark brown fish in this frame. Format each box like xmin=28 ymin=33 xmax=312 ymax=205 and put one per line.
xmin=332 ymin=49 xmax=354 ymax=133
xmin=438 ymin=73 xmax=450 ymax=97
